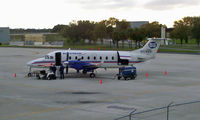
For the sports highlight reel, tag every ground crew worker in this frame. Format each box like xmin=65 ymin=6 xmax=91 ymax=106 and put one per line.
xmin=51 ymin=65 xmax=57 ymax=78
xmin=59 ymin=64 xmax=64 ymax=79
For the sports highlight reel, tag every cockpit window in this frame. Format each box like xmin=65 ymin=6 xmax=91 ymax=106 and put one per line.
xmin=50 ymin=56 xmax=54 ymax=59
xmin=45 ymin=55 xmax=49 ymax=59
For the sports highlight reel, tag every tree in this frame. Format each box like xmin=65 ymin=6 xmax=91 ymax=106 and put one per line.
xmin=171 ymin=20 xmax=191 ymax=45
xmin=60 ymin=20 xmax=95 ymax=44
xmin=115 ymin=19 xmax=131 ymax=48
xmin=105 ymin=17 xmax=119 ymax=27
xmin=191 ymin=17 xmax=200 ymax=46
xmin=52 ymin=24 xmax=66 ymax=33
xmin=76 ymin=20 xmax=95 ymax=41
xmin=93 ymin=22 xmax=107 ymax=45
xmin=171 ymin=17 xmax=196 ymax=44
xmin=129 ymin=28 xmax=146 ymax=48
xmin=141 ymin=21 xmax=164 ymax=38
xmin=112 ymin=30 xmax=121 ymax=48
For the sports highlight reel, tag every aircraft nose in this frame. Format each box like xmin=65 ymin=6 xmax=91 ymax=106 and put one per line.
xmin=27 ymin=60 xmax=34 ymax=66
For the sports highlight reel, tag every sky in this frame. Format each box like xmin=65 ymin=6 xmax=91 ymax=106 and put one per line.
xmin=1 ymin=0 xmax=200 ymax=29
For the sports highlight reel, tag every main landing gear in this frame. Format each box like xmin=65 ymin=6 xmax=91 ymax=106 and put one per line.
xmin=89 ymin=73 xmax=95 ymax=78
xmin=82 ymin=69 xmax=96 ymax=78
xmin=27 ymin=67 xmax=32 ymax=77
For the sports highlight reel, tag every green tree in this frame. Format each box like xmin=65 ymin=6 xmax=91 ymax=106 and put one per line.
xmin=105 ymin=17 xmax=119 ymax=27
xmin=191 ymin=17 xmax=200 ymax=46
xmin=93 ymin=22 xmax=107 ymax=45
xmin=52 ymin=24 xmax=66 ymax=33
xmin=171 ymin=17 xmax=195 ymax=44
xmin=115 ymin=19 xmax=131 ymax=48
xmin=141 ymin=21 xmax=163 ymax=38
xmin=129 ymin=28 xmax=146 ymax=48
xmin=171 ymin=20 xmax=190 ymax=45
xmin=112 ymin=30 xmax=121 ymax=48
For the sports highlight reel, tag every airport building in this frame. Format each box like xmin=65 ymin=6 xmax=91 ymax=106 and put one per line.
xmin=129 ymin=21 xmax=149 ymax=29
xmin=10 ymin=33 xmax=64 ymax=47
xmin=24 ymin=34 xmax=45 ymax=45
xmin=0 ymin=27 xmax=10 ymax=44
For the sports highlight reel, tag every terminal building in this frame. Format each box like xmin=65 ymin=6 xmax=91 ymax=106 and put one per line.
xmin=129 ymin=21 xmax=149 ymax=29
xmin=0 ymin=27 xmax=10 ymax=44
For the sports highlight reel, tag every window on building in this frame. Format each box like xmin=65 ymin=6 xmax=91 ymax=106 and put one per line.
xmin=81 ymin=56 xmax=84 ymax=60
xmin=94 ymin=56 xmax=96 ymax=60
xmin=69 ymin=56 xmax=71 ymax=60
xmin=100 ymin=56 xmax=102 ymax=60
xmin=75 ymin=56 xmax=77 ymax=60
xmin=106 ymin=56 xmax=108 ymax=60
xmin=112 ymin=56 xmax=114 ymax=60
xmin=88 ymin=56 xmax=90 ymax=60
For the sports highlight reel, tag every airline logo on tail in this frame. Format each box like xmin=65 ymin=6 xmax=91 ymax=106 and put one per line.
xmin=148 ymin=42 xmax=157 ymax=49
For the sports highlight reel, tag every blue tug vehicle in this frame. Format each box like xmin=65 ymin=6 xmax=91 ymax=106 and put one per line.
xmin=117 ymin=66 xmax=137 ymax=80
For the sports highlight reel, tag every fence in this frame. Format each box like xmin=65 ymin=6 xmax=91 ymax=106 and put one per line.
xmin=114 ymin=100 xmax=200 ymax=120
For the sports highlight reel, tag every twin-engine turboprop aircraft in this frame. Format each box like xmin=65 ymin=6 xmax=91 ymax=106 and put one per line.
xmin=27 ymin=38 xmax=163 ymax=78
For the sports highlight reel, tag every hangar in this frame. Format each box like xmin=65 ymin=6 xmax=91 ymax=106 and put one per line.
xmin=0 ymin=27 xmax=10 ymax=44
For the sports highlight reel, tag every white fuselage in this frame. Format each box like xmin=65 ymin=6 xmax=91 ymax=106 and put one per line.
xmin=27 ymin=38 xmax=163 ymax=69
xmin=28 ymin=50 xmax=142 ymax=68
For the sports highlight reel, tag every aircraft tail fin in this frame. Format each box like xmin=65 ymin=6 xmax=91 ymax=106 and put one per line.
xmin=134 ymin=38 xmax=163 ymax=59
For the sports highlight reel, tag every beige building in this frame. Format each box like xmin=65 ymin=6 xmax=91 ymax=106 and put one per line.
xmin=25 ymin=34 xmax=45 ymax=45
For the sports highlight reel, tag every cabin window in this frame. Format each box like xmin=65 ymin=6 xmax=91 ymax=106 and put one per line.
xmin=100 ymin=56 xmax=102 ymax=60
xmin=112 ymin=56 xmax=114 ymax=60
xmin=75 ymin=56 xmax=77 ymax=60
xmin=106 ymin=56 xmax=108 ymax=60
xmin=69 ymin=56 xmax=71 ymax=60
xmin=88 ymin=56 xmax=90 ymax=60
xmin=81 ymin=56 xmax=84 ymax=60
xmin=94 ymin=56 xmax=96 ymax=60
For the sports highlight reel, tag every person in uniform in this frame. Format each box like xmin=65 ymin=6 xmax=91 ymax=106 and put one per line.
xmin=59 ymin=64 xmax=64 ymax=79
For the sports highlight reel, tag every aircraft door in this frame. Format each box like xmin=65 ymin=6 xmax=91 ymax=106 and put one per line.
xmin=55 ymin=52 xmax=62 ymax=66
xmin=120 ymin=59 xmax=129 ymax=65
xmin=117 ymin=51 xmax=129 ymax=65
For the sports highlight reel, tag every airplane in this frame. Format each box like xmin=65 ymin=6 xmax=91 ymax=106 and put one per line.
xmin=27 ymin=38 xmax=163 ymax=78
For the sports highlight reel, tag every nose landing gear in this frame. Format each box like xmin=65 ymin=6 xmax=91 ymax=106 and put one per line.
xmin=89 ymin=73 xmax=96 ymax=78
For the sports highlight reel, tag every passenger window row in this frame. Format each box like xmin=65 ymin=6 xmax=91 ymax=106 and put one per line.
xmin=68 ymin=56 xmax=115 ymax=60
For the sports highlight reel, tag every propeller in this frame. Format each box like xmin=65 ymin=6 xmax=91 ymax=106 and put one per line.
xmin=65 ymin=52 xmax=69 ymax=74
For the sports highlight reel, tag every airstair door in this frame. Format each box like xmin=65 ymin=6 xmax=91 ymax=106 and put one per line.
xmin=117 ymin=51 xmax=130 ymax=65
xmin=55 ymin=52 xmax=62 ymax=66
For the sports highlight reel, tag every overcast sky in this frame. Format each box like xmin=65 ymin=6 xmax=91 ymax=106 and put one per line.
xmin=1 ymin=0 xmax=200 ymax=28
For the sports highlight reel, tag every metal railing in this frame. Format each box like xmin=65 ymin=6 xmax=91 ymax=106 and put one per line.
xmin=114 ymin=100 xmax=200 ymax=120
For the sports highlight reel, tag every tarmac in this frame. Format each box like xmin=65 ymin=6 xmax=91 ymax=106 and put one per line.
xmin=0 ymin=47 xmax=200 ymax=120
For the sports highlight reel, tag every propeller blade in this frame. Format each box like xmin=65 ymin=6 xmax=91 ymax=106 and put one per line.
xmin=66 ymin=65 xmax=68 ymax=74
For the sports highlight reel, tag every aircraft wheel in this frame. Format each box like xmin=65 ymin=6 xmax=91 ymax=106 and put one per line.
xmin=47 ymin=77 xmax=51 ymax=80
xmin=82 ymin=70 xmax=87 ymax=74
xmin=36 ymin=74 xmax=40 ymax=79
xmin=90 ymin=73 xmax=95 ymax=78
xmin=131 ymin=76 xmax=135 ymax=80
xmin=118 ymin=76 xmax=121 ymax=80
xmin=28 ymin=73 xmax=32 ymax=77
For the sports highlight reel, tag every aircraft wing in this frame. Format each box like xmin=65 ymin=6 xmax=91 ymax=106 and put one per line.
xmin=82 ymin=64 xmax=98 ymax=69
xmin=68 ymin=60 xmax=98 ymax=71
